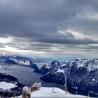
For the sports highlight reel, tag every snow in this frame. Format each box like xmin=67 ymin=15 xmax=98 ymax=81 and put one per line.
xmin=0 ymin=82 xmax=17 ymax=90
xmin=57 ymin=69 xmax=65 ymax=73
xmin=45 ymin=64 xmax=51 ymax=69
xmin=17 ymin=61 xmax=30 ymax=66
xmin=77 ymin=62 xmax=84 ymax=68
xmin=17 ymin=87 xmax=89 ymax=98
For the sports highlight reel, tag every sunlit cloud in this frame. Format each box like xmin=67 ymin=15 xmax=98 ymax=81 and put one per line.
xmin=88 ymin=44 xmax=98 ymax=47
xmin=66 ymin=29 xmax=87 ymax=40
xmin=0 ymin=45 xmax=45 ymax=56
xmin=0 ymin=37 xmax=13 ymax=44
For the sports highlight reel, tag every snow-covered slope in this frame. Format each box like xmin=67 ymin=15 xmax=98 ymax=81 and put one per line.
xmin=0 ymin=81 xmax=17 ymax=90
xmin=18 ymin=87 xmax=89 ymax=98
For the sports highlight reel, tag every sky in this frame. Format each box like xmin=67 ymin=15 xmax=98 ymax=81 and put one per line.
xmin=0 ymin=0 xmax=98 ymax=57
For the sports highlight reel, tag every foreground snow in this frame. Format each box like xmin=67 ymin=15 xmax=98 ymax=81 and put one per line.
xmin=18 ymin=87 xmax=89 ymax=98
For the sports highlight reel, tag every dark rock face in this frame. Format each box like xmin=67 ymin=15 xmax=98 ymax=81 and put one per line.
xmin=40 ymin=65 xmax=50 ymax=75
xmin=40 ymin=70 xmax=65 ymax=85
xmin=31 ymin=63 xmax=40 ymax=72
xmin=30 ymin=60 xmax=40 ymax=72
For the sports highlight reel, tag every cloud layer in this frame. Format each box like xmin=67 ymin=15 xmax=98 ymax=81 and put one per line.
xmin=0 ymin=0 xmax=98 ymax=57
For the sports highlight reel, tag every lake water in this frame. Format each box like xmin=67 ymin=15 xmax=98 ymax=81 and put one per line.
xmin=0 ymin=64 xmax=42 ymax=86
xmin=0 ymin=64 xmax=66 ymax=89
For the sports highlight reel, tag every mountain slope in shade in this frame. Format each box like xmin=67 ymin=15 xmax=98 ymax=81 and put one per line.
xmin=40 ymin=61 xmax=66 ymax=85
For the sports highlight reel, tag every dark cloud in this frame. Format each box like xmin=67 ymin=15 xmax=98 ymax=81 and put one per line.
xmin=0 ymin=0 xmax=83 ymax=37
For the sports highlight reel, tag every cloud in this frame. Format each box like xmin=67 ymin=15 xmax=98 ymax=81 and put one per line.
xmin=0 ymin=37 xmax=13 ymax=44
xmin=0 ymin=0 xmax=98 ymax=57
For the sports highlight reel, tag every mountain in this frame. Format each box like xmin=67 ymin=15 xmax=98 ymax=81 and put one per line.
xmin=67 ymin=58 xmax=98 ymax=97
xmin=4 ymin=57 xmax=17 ymax=64
xmin=30 ymin=60 xmax=40 ymax=72
xmin=40 ymin=61 xmax=66 ymax=85
xmin=38 ymin=58 xmax=98 ymax=97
